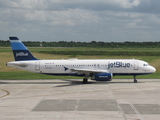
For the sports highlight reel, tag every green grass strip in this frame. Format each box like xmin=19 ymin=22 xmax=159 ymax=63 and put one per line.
xmin=0 ymin=71 xmax=159 ymax=80
xmin=39 ymin=50 xmax=160 ymax=56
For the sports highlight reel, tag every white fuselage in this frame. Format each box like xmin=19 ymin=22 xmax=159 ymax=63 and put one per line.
xmin=7 ymin=59 xmax=156 ymax=77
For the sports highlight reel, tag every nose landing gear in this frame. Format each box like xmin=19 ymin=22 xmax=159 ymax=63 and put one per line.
xmin=133 ymin=75 xmax=137 ymax=83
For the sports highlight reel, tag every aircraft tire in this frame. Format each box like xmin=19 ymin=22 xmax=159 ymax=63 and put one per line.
xmin=83 ymin=78 xmax=88 ymax=84
xmin=134 ymin=79 xmax=137 ymax=83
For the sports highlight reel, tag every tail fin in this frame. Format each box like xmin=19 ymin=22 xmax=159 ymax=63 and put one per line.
xmin=9 ymin=36 xmax=38 ymax=61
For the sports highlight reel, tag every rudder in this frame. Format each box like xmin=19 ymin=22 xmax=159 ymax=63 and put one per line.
xmin=9 ymin=36 xmax=38 ymax=61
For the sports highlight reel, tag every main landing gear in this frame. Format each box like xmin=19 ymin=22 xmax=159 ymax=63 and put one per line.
xmin=133 ymin=75 xmax=137 ymax=83
xmin=83 ymin=78 xmax=88 ymax=84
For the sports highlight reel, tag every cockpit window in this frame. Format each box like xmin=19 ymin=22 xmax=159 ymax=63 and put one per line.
xmin=143 ymin=64 xmax=148 ymax=66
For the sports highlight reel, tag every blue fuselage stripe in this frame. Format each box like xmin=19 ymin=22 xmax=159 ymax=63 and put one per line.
xmin=41 ymin=73 xmax=152 ymax=76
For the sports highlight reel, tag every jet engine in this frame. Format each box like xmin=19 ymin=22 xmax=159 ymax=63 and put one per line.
xmin=91 ymin=73 xmax=112 ymax=81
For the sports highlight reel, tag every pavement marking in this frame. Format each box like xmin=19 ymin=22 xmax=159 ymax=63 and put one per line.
xmin=0 ymin=89 xmax=10 ymax=98
xmin=129 ymin=104 xmax=144 ymax=120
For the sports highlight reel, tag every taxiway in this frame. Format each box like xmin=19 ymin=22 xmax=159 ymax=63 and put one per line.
xmin=0 ymin=79 xmax=160 ymax=120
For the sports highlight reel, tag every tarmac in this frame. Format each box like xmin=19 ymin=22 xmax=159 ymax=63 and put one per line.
xmin=0 ymin=79 xmax=160 ymax=120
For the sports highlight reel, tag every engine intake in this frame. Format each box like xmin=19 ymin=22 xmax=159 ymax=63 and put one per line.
xmin=91 ymin=73 xmax=112 ymax=81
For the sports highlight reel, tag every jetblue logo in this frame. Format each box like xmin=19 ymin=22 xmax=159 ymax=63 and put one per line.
xmin=16 ymin=52 xmax=28 ymax=57
xmin=108 ymin=62 xmax=131 ymax=69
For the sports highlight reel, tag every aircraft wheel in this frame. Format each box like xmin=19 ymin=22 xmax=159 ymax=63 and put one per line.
xmin=83 ymin=78 xmax=88 ymax=84
xmin=133 ymin=75 xmax=137 ymax=83
xmin=134 ymin=79 xmax=137 ymax=83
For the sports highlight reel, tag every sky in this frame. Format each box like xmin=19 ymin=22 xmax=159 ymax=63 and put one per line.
xmin=0 ymin=0 xmax=160 ymax=42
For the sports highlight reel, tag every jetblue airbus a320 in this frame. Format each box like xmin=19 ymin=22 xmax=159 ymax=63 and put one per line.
xmin=7 ymin=37 xmax=156 ymax=83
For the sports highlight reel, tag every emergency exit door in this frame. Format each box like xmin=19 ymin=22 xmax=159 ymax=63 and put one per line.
xmin=94 ymin=64 xmax=100 ymax=68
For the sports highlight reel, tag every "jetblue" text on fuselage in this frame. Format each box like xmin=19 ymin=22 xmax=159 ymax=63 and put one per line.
xmin=108 ymin=62 xmax=131 ymax=69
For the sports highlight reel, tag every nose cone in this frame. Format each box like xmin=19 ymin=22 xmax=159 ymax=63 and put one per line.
xmin=151 ymin=66 xmax=156 ymax=73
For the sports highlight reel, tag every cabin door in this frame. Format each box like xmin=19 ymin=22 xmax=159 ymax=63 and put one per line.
xmin=134 ymin=61 xmax=139 ymax=70
xmin=35 ymin=62 xmax=40 ymax=71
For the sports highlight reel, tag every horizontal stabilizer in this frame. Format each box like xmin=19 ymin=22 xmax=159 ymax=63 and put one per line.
xmin=7 ymin=62 xmax=28 ymax=68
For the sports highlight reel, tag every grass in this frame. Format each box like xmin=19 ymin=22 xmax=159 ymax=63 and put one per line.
xmin=39 ymin=51 xmax=160 ymax=56
xmin=0 ymin=71 xmax=159 ymax=80
xmin=1 ymin=47 xmax=160 ymax=52
xmin=0 ymin=71 xmax=82 ymax=80
xmin=0 ymin=47 xmax=159 ymax=80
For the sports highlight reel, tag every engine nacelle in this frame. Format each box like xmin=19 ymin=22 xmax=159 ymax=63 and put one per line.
xmin=91 ymin=73 xmax=112 ymax=81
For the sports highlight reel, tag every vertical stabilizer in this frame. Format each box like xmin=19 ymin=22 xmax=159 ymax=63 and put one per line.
xmin=9 ymin=37 xmax=38 ymax=61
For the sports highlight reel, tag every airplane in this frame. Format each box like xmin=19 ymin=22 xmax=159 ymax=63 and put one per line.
xmin=6 ymin=36 xmax=156 ymax=84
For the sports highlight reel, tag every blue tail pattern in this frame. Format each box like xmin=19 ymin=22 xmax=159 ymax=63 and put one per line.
xmin=9 ymin=37 xmax=38 ymax=61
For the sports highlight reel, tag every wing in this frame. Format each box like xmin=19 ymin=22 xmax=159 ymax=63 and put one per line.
xmin=69 ymin=68 xmax=109 ymax=73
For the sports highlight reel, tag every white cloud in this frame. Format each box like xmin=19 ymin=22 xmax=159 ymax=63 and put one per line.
xmin=104 ymin=0 xmax=141 ymax=9
xmin=0 ymin=0 xmax=160 ymax=41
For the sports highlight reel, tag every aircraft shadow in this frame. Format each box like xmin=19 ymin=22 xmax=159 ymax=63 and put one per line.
xmin=0 ymin=79 xmax=145 ymax=86
xmin=55 ymin=79 xmax=145 ymax=87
